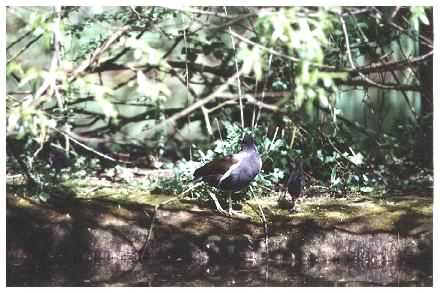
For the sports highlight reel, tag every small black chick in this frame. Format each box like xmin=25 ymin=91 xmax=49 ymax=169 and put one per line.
xmin=278 ymin=157 xmax=304 ymax=212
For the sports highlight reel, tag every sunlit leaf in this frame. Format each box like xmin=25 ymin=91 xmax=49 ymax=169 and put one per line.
xmin=93 ymin=85 xmax=117 ymax=118
xmin=360 ymin=186 xmax=374 ymax=193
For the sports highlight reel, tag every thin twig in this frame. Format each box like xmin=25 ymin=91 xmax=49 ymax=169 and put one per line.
xmin=251 ymin=79 xmax=258 ymax=129
xmin=206 ymin=100 xmax=237 ymax=114
xmin=201 ymin=106 xmax=213 ymax=135
xmin=250 ymin=186 xmax=269 ymax=257
xmin=387 ymin=62 xmax=418 ymax=121
xmin=181 ymin=26 xmax=194 ymax=159
xmin=289 ymin=126 xmax=297 ymax=149
xmin=224 ymin=7 xmax=244 ymax=129
xmin=268 ymin=127 xmax=279 ymax=151
xmin=68 ymin=25 xmax=131 ymax=82
xmin=165 ymin=6 xmax=243 ymax=19
xmin=53 ymin=6 xmax=64 ymax=111
xmin=7 ymin=33 xmax=44 ymax=64
xmin=146 ymin=67 xmax=245 ymax=135
xmin=230 ymin=30 xmax=336 ymax=71
xmin=30 ymin=132 xmax=47 ymax=169
xmin=90 ymin=49 xmax=431 ymax=86
xmin=340 ymin=16 xmax=403 ymax=90
xmin=7 ymin=29 xmax=34 ymax=51
xmin=215 ymin=118 xmax=225 ymax=155
xmin=231 ymin=26 xmax=432 ymax=75
xmin=370 ymin=7 xmax=432 ymax=49
xmin=111 ymin=34 xmax=183 ymax=91
xmin=245 ymin=94 xmax=280 ymax=112
xmin=51 ymin=127 xmax=117 ymax=162
xmin=260 ymin=126 xmax=280 ymax=161
xmin=26 ymin=18 xmax=64 ymax=109
xmin=390 ymin=6 xmax=401 ymax=21
xmin=254 ymin=54 xmax=273 ymax=128
xmin=140 ymin=182 xmax=203 ymax=259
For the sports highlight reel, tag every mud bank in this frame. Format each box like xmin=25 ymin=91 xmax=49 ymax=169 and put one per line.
xmin=7 ymin=193 xmax=432 ymax=271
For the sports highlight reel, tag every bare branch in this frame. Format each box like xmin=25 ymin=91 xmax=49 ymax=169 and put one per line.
xmin=224 ymin=7 xmax=244 ymax=128
xmin=340 ymin=16 xmax=405 ymax=90
xmin=52 ymin=127 xmax=117 ymax=162
xmin=354 ymin=50 xmax=433 ymax=75
xmin=68 ymin=25 xmax=131 ymax=82
xmin=7 ymin=33 xmax=44 ymax=64
xmin=230 ymin=30 xmax=337 ymax=72
xmin=146 ymin=67 xmax=246 ymax=136
xmin=7 ymin=29 xmax=34 ymax=51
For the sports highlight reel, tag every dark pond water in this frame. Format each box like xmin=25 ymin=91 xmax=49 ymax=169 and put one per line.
xmin=7 ymin=257 xmax=432 ymax=287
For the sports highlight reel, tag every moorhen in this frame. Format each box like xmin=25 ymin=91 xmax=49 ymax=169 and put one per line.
xmin=278 ymin=157 xmax=304 ymax=212
xmin=193 ymin=134 xmax=262 ymax=216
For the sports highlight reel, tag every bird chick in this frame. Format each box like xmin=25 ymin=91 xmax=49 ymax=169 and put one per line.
xmin=278 ymin=157 xmax=304 ymax=212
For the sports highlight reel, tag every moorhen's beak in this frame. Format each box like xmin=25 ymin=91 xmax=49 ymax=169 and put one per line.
xmin=194 ymin=134 xmax=262 ymax=216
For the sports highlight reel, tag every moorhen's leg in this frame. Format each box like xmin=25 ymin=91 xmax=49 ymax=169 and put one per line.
xmin=208 ymin=192 xmax=227 ymax=215
xmin=228 ymin=192 xmax=233 ymax=216
xmin=227 ymin=192 xmax=250 ymax=218
xmin=288 ymin=199 xmax=299 ymax=213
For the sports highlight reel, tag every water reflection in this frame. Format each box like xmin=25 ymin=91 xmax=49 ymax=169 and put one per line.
xmin=7 ymin=257 xmax=432 ymax=287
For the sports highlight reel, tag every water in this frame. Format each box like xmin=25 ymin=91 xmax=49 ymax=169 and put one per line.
xmin=7 ymin=257 xmax=432 ymax=287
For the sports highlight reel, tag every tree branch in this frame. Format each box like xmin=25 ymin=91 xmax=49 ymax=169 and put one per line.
xmin=68 ymin=25 xmax=131 ymax=82
xmin=340 ymin=15 xmax=411 ymax=90
xmin=145 ymin=67 xmax=246 ymax=136
xmin=7 ymin=33 xmax=44 ymax=64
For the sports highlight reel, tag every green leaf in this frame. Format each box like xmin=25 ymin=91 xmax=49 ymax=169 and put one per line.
xmin=419 ymin=10 xmax=430 ymax=25
xmin=93 ymin=85 xmax=117 ymax=118
xmin=348 ymin=147 xmax=364 ymax=165
xmin=360 ymin=186 xmax=374 ymax=193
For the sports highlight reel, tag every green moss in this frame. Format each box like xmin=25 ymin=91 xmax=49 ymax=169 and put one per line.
xmin=10 ymin=195 xmax=36 ymax=208
xmin=244 ymin=193 xmax=432 ymax=234
xmin=8 ymin=179 xmax=432 ymax=236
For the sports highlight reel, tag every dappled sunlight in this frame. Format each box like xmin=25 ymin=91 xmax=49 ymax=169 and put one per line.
xmin=6 ymin=5 xmax=432 ymax=286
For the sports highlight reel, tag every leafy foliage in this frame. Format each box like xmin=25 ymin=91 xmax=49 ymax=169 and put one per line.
xmin=6 ymin=6 xmax=433 ymax=202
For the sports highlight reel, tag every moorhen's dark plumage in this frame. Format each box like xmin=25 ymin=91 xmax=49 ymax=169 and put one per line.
xmin=287 ymin=158 xmax=304 ymax=198
xmin=278 ymin=157 xmax=304 ymax=212
xmin=47 ymin=148 xmax=70 ymax=171
xmin=194 ymin=134 xmax=262 ymax=216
